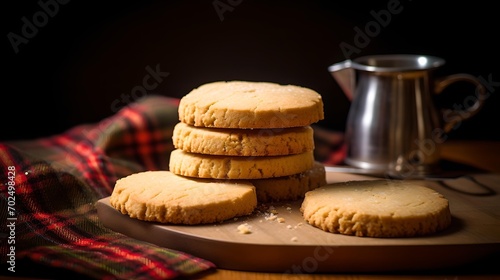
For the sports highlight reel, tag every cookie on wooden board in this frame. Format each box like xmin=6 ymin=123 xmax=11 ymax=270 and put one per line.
xmin=110 ymin=171 xmax=257 ymax=225
xmin=250 ymin=161 xmax=326 ymax=202
xmin=300 ymin=180 xmax=452 ymax=237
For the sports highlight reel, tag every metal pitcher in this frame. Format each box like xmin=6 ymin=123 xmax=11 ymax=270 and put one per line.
xmin=328 ymin=54 xmax=487 ymax=178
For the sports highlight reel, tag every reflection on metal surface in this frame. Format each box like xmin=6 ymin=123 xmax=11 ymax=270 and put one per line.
xmin=328 ymin=54 xmax=487 ymax=178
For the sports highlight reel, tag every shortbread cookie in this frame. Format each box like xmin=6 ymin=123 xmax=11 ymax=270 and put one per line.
xmin=178 ymin=81 xmax=324 ymax=129
xmin=173 ymin=122 xmax=315 ymax=156
xmin=110 ymin=171 xmax=257 ymax=225
xmin=300 ymin=180 xmax=451 ymax=237
xmin=250 ymin=161 xmax=326 ymax=202
xmin=169 ymin=149 xmax=314 ymax=179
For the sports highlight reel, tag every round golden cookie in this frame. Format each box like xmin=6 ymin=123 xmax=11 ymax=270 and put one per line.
xmin=250 ymin=161 xmax=326 ymax=202
xmin=178 ymin=81 xmax=324 ymax=129
xmin=169 ymin=149 xmax=315 ymax=179
xmin=110 ymin=171 xmax=257 ymax=225
xmin=300 ymin=180 xmax=452 ymax=238
xmin=172 ymin=122 xmax=315 ymax=156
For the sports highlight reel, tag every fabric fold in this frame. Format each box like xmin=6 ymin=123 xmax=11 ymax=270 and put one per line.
xmin=0 ymin=96 xmax=215 ymax=279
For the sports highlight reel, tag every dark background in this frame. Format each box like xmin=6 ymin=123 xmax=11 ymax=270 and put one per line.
xmin=3 ymin=1 xmax=499 ymax=141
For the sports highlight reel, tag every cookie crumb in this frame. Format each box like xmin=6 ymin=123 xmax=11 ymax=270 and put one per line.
xmin=277 ymin=217 xmax=286 ymax=223
xmin=269 ymin=206 xmax=278 ymax=214
xmin=291 ymin=236 xmax=298 ymax=242
xmin=265 ymin=213 xmax=278 ymax=221
xmin=237 ymin=223 xmax=252 ymax=234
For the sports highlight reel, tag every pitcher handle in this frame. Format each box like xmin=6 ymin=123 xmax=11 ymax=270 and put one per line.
xmin=434 ymin=74 xmax=487 ymax=133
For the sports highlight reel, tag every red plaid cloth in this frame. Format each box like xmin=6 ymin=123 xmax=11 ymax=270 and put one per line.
xmin=0 ymin=96 xmax=215 ymax=279
xmin=0 ymin=95 xmax=346 ymax=279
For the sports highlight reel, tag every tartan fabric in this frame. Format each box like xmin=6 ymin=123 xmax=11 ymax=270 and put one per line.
xmin=0 ymin=95 xmax=216 ymax=279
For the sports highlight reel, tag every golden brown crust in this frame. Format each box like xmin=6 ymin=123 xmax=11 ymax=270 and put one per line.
xmin=300 ymin=180 xmax=452 ymax=237
xmin=169 ymin=149 xmax=315 ymax=179
xmin=178 ymin=81 xmax=324 ymax=129
xmin=250 ymin=161 xmax=326 ymax=202
xmin=173 ymin=122 xmax=315 ymax=156
xmin=110 ymin=171 xmax=257 ymax=225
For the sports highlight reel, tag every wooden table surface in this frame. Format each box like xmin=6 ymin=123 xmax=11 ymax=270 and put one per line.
xmin=194 ymin=140 xmax=500 ymax=280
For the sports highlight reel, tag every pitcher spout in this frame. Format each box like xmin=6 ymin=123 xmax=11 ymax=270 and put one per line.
xmin=328 ymin=60 xmax=355 ymax=101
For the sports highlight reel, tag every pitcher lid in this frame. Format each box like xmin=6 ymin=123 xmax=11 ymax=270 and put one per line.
xmin=351 ymin=54 xmax=445 ymax=72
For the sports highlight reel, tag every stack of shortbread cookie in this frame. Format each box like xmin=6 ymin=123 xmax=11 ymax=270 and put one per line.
xmin=110 ymin=80 xmax=326 ymax=225
xmin=170 ymin=81 xmax=326 ymax=202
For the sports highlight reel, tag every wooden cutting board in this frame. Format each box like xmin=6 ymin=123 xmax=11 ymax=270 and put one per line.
xmin=96 ymin=171 xmax=500 ymax=273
